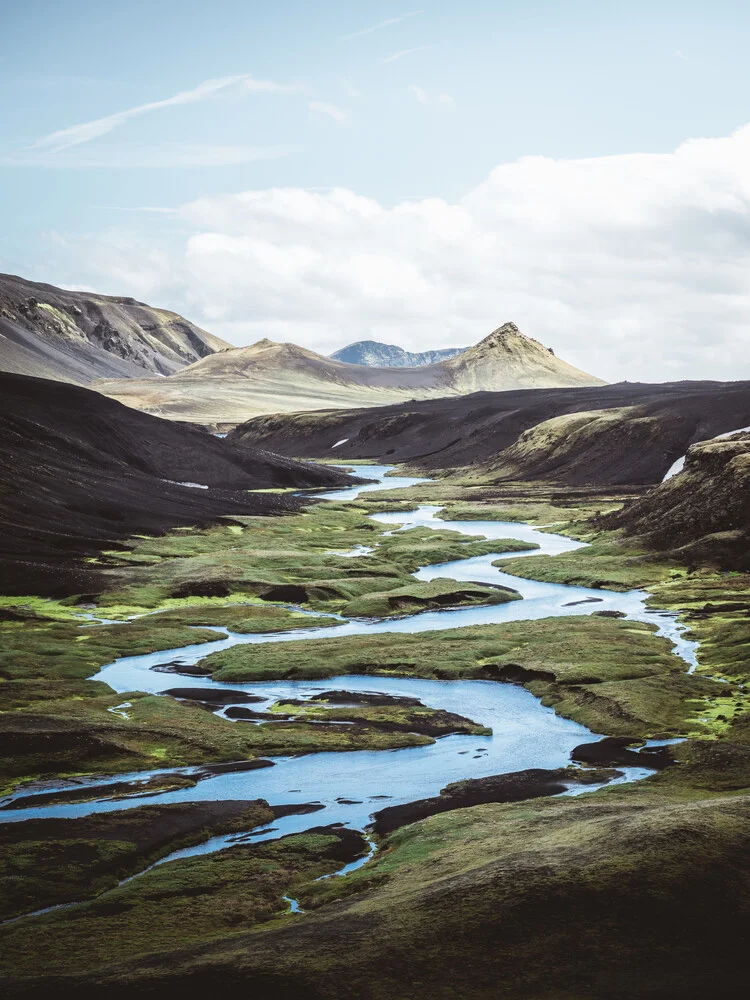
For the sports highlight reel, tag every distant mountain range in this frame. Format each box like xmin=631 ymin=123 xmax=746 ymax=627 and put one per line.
xmin=330 ymin=341 xmax=466 ymax=367
xmin=0 ymin=273 xmax=229 ymax=384
xmin=96 ymin=323 xmax=604 ymax=427
xmin=0 ymin=273 xmax=605 ymax=427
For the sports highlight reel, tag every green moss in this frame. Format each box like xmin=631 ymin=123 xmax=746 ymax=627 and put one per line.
xmin=0 ymin=827 xmax=368 ymax=974
xmin=201 ymin=615 xmax=713 ymax=737
xmin=268 ymin=695 xmax=490 ymax=738
xmin=340 ymin=577 xmax=519 ymax=618
xmin=0 ymin=800 xmax=274 ymax=921
xmin=493 ymin=533 xmax=679 ymax=590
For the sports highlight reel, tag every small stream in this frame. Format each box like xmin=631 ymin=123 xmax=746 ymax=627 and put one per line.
xmin=1 ymin=466 xmax=700 ymax=915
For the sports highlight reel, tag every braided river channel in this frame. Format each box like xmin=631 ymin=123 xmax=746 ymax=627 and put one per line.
xmin=1 ymin=466 xmax=698 ymax=895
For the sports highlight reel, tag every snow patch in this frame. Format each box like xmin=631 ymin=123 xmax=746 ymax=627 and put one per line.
xmin=162 ymin=480 xmax=210 ymax=489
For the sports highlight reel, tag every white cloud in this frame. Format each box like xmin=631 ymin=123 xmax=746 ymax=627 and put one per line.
xmin=342 ymin=10 xmax=422 ymax=41
xmin=308 ymin=101 xmax=350 ymax=125
xmin=409 ymin=86 xmax=455 ymax=110
xmin=40 ymin=123 xmax=750 ymax=382
xmin=31 ymin=74 xmax=305 ymax=153
xmin=384 ymin=46 xmax=430 ymax=63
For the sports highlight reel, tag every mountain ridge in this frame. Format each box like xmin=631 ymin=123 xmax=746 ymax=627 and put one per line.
xmin=97 ymin=322 xmax=604 ymax=426
xmin=330 ymin=340 xmax=466 ymax=367
xmin=0 ymin=273 xmax=230 ymax=385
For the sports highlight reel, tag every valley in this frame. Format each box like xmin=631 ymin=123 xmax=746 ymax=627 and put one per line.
xmin=0 ymin=286 xmax=748 ymax=1000
xmin=1 ymin=449 xmax=748 ymax=997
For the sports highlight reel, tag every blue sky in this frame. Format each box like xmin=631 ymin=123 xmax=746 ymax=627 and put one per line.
xmin=2 ymin=0 xmax=750 ymax=380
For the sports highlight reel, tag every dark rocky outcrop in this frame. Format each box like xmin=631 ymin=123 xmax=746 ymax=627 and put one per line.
xmin=162 ymin=688 xmax=267 ymax=705
xmin=603 ymin=433 xmax=750 ymax=569
xmin=571 ymin=737 xmax=676 ymax=770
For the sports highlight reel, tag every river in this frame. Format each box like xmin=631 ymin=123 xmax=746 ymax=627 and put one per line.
xmin=1 ymin=465 xmax=696 ymax=884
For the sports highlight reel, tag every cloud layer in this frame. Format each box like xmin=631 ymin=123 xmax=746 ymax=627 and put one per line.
xmin=47 ymin=123 xmax=750 ymax=382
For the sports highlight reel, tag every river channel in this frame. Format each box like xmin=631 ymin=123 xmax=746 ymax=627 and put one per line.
xmin=1 ymin=466 xmax=696 ymax=879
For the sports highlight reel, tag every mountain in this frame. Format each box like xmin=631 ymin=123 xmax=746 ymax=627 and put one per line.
xmin=0 ymin=371 xmax=352 ymax=595
xmin=603 ymin=432 xmax=750 ymax=568
xmin=0 ymin=273 xmax=230 ymax=385
xmin=229 ymin=380 xmax=750 ymax=486
xmin=330 ymin=340 xmax=466 ymax=367
xmin=96 ymin=323 xmax=604 ymax=427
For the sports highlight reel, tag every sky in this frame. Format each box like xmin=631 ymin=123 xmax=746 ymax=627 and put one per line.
xmin=2 ymin=0 xmax=750 ymax=382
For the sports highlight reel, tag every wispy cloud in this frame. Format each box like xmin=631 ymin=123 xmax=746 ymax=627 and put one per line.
xmin=342 ymin=10 xmax=422 ymax=41
xmin=384 ymin=46 xmax=429 ymax=63
xmin=409 ymin=85 xmax=455 ymax=110
xmin=308 ymin=101 xmax=350 ymax=125
xmin=31 ymin=74 xmax=305 ymax=153
xmin=2 ymin=143 xmax=293 ymax=169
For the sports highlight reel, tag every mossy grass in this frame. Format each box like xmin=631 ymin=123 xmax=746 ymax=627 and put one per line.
xmin=201 ymin=615 xmax=720 ymax=738
xmin=0 ymin=799 xmax=274 ymax=921
xmin=268 ymin=696 xmax=490 ymax=737
xmin=0 ymin=827 xmax=368 ymax=973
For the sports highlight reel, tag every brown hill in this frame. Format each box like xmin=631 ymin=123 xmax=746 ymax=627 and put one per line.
xmin=230 ymin=380 xmax=750 ymax=486
xmin=95 ymin=323 xmax=604 ymax=427
xmin=0 ymin=273 xmax=230 ymax=384
xmin=0 ymin=371 xmax=352 ymax=595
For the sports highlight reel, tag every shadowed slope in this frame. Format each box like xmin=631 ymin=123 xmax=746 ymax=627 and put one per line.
xmin=0 ymin=372 xmax=353 ymax=595
xmin=231 ymin=380 xmax=750 ymax=485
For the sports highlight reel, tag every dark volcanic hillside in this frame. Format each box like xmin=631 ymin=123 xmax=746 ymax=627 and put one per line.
xmin=0 ymin=273 xmax=230 ymax=384
xmin=230 ymin=380 xmax=750 ymax=486
xmin=604 ymin=433 xmax=750 ymax=568
xmin=0 ymin=372 xmax=353 ymax=595
xmin=330 ymin=340 xmax=466 ymax=367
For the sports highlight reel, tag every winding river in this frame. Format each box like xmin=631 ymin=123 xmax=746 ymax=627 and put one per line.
xmin=1 ymin=466 xmax=698 ymax=888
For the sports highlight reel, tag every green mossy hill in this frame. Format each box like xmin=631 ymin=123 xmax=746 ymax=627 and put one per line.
xmin=493 ymin=532 xmax=681 ymax=590
xmin=202 ymin=615 xmax=719 ymax=737
xmin=647 ymin=573 xmax=750 ymax=702
xmin=372 ymin=525 xmax=537 ymax=572
xmin=0 ymin=684 xmax=463 ymax=794
xmin=0 ymin=799 xmax=274 ymax=921
xmin=0 ymin=612 xmax=223 ymax=711
xmin=88 ymin=505 xmax=517 ymax=616
xmin=268 ymin=693 xmax=490 ymax=738
xmin=340 ymin=577 xmax=519 ymax=618
xmin=434 ymin=500 xmax=622 ymax=523
xmin=0 ymin=827 xmax=368 ymax=976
